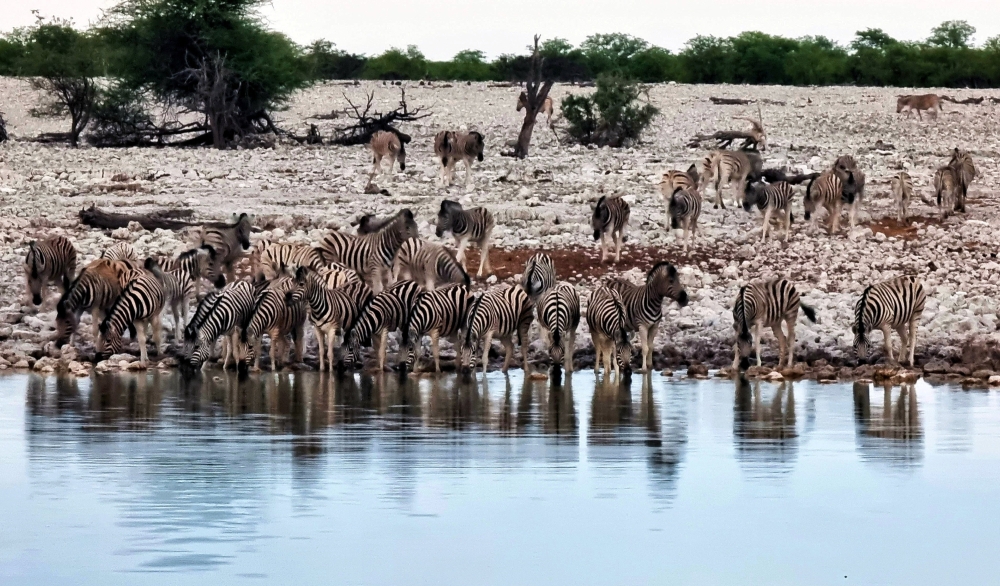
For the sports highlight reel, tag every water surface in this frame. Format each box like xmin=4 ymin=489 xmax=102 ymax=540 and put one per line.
xmin=2 ymin=371 xmax=999 ymax=585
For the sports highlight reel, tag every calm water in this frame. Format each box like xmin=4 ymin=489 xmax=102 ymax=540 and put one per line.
xmin=2 ymin=371 xmax=1000 ymax=585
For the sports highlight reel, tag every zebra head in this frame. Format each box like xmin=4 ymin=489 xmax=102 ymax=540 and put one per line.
xmin=614 ymin=328 xmax=633 ymax=378
xmin=733 ymin=286 xmax=753 ymax=369
xmin=96 ymin=318 xmax=123 ymax=360
xmin=648 ymin=262 xmax=688 ymax=307
xmin=436 ymin=200 xmax=462 ymax=238
xmin=516 ymin=91 xmax=528 ymax=112
xmin=591 ymin=196 xmax=610 ymax=240
xmin=397 ymin=137 xmax=407 ymax=171
xmin=460 ymin=293 xmax=487 ymax=372
xmin=24 ymin=242 xmax=45 ymax=305
xmin=803 ymin=177 xmax=819 ymax=221
xmin=468 ymin=131 xmax=485 ymax=162
xmin=549 ymin=329 xmax=564 ymax=367
xmin=234 ymin=213 xmax=253 ymax=250
xmin=743 ymin=181 xmax=765 ymax=212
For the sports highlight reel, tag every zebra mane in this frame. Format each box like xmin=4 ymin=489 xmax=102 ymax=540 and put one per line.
xmin=647 ymin=261 xmax=676 ymax=280
xmin=464 ymin=292 xmax=486 ymax=348
xmin=855 ymin=285 xmax=874 ymax=335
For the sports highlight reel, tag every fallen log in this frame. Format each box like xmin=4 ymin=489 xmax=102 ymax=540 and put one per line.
xmin=687 ymin=130 xmax=760 ymax=150
xmin=79 ymin=206 xmax=197 ymax=231
xmin=710 ymin=97 xmax=753 ymax=105
xmin=942 ymin=96 xmax=984 ymax=105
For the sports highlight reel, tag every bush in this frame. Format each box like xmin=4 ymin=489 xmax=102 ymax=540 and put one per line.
xmin=87 ymin=82 xmax=158 ymax=147
xmin=561 ymin=74 xmax=659 ymax=147
xmin=363 ymin=46 xmax=427 ymax=80
xmin=304 ymin=40 xmax=366 ymax=79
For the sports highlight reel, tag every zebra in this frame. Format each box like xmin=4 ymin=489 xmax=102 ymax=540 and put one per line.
xmin=403 ymin=283 xmax=471 ymax=373
xmin=235 ymin=286 xmax=307 ymax=372
xmin=606 ymin=262 xmax=689 ymax=373
xmin=831 ymin=155 xmax=865 ymax=231
xmin=344 ymin=279 xmax=423 ymax=371
xmin=521 ymin=252 xmax=557 ymax=298
xmin=368 ymin=130 xmax=407 ymax=180
xmin=947 ymin=148 xmax=976 ymax=212
xmin=461 ymin=284 xmax=534 ymax=373
xmin=853 ymin=276 xmax=926 ymax=366
xmin=435 ymin=200 xmax=495 ymax=277
xmin=701 ymin=150 xmax=762 ymax=209
xmin=667 ymin=187 xmax=701 ymax=250
xmin=24 ymin=235 xmax=77 ymax=306
xmin=659 ymin=164 xmax=700 ymax=200
xmin=517 ymin=92 xmax=555 ymax=128
xmin=591 ymin=195 xmax=630 ymax=264
xmin=158 ymin=248 xmax=212 ymax=298
xmin=891 ymin=172 xmax=913 ymax=222
xmin=934 ymin=166 xmax=959 ymax=219
xmin=433 ymin=130 xmax=485 ymax=187
xmin=55 ymin=259 xmax=137 ymax=346
xmin=743 ymin=180 xmax=794 ymax=242
xmin=537 ymin=283 xmax=580 ymax=372
xmin=316 ymin=209 xmax=417 ymax=292
xmin=318 ymin=263 xmax=362 ymax=289
xmin=251 ymin=240 xmax=325 ymax=279
xmin=97 ymin=260 xmax=167 ymax=365
xmin=159 ymin=264 xmax=195 ymax=342
xmin=353 ymin=213 xmax=396 ymax=235
xmin=391 ymin=238 xmax=469 ymax=290
xmin=288 ymin=267 xmax=374 ymax=371
xmin=198 ymin=213 xmax=253 ymax=288
xmin=731 ymin=278 xmax=817 ymax=370
xmin=804 ymin=171 xmax=846 ymax=235
xmin=184 ymin=279 xmax=261 ymax=370
xmin=586 ymin=286 xmax=633 ymax=380
xmin=101 ymin=242 xmax=139 ymax=265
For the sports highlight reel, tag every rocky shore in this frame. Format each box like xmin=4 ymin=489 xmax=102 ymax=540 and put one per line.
xmin=2 ymin=78 xmax=999 ymax=379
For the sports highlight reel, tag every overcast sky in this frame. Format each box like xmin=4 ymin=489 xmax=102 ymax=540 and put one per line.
xmin=9 ymin=0 xmax=1000 ymax=60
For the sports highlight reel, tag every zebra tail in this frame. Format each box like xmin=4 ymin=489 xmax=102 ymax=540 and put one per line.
xmin=801 ymin=303 xmax=817 ymax=323
xmin=737 ymin=286 xmax=752 ymax=344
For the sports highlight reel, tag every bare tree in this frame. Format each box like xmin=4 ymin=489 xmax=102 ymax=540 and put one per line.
xmin=177 ymin=53 xmax=241 ymax=149
xmin=331 ymin=88 xmax=430 ymax=146
xmin=513 ymin=35 xmax=555 ymax=159
xmin=0 ymin=111 xmax=7 ymax=144
xmin=30 ymin=76 xmax=98 ymax=147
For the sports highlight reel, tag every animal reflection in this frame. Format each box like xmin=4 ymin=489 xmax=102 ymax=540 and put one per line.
xmin=733 ymin=376 xmax=798 ymax=465
xmin=852 ymin=382 xmax=923 ymax=467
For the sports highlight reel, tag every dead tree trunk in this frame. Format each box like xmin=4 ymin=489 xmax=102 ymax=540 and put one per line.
xmin=79 ymin=206 xmax=197 ymax=231
xmin=513 ymin=35 xmax=555 ymax=159
xmin=179 ymin=54 xmax=240 ymax=150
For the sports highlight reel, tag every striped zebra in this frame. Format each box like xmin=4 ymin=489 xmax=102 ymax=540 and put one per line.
xmin=891 ymin=172 xmax=913 ymax=222
xmin=198 ymin=213 xmax=253 ymax=288
xmin=701 ymin=150 xmax=762 ymax=209
xmin=251 ymin=240 xmax=325 ymax=279
xmin=157 ymin=248 xmax=212 ymax=298
xmin=731 ymin=278 xmax=817 ymax=370
xmin=947 ymin=148 xmax=976 ymax=212
xmin=461 ymin=284 xmax=534 ymax=373
xmin=433 ymin=130 xmax=485 ymax=186
xmin=537 ymin=282 xmax=581 ymax=372
xmin=55 ymin=259 xmax=136 ymax=346
xmin=804 ymin=172 xmax=845 ymax=234
xmin=316 ymin=209 xmax=418 ymax=292
xmin=743 ymin=180 xmax=794 ymax=242
xmin=97 ymin=261 xmax=167 ymax=365
xmin=853 ymin=276 xmax=926 ymax=366
xmin=436 ymin=200 xmax=495 ymax=277
xmin=831 ymin=155 xmax=865 ymax=231
xmin=606 ymin=262 xmax=689 ymax=373
xmin=667 ymin=187 xmax=701 ymax=250
xmin=101 ymin=242 xmax=139 ymax=265
xmin=403 ymin=283 xmax=471 ymax=373
xmin=344 ymin=280 xmax=423 ymax=371
xmin=586 ymin=286 xmax=632 ymax=380
xmin=318 ymin=263 xmax=362 ymax=289
xmin=24 ymin=235 xmax=77 ymax=306
xmin=521 ymin=252 xmax=557 ymax=298
xmin=183 ymin=279 xmax=261 ymax=370
xmin=159 ymin=264 xmax=195 ymax=342
xmin=289 ymin=267 xmax=374 ymax=371
xmin=659 ymin=164 xmax=700 ymax=201
xmin=368 ymin=130 xmax=407 ymax=180
xmin=392 ymin=238 xmax=468 ymax=290
xmin=934 ymin=166 xmax=959 ymax=219
xmin=591 ymin=195 xmax=630 ymax=264
xmin=235 ymin=287 xmax=307 ymax=372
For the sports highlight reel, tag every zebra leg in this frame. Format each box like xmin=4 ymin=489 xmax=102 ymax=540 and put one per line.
xmin=478 ymin=240 xmax=492 ymax=277
xmin=784 ymin=209 xmax=792 ymax=242
xmin=784 ymin=317 xmax=796 ymax=368
xmin=370 ymin=154 xmax=381 ymax=178
xmin=293 ymin=326 xmax=304 ymax=364
xmin=714 ymin=177 xmax=723 ymax=209
xmin=378 ymin=329 xmax=388 ymax=371
xmin=463 ymin=158 xmax=472 ymax=187
xmin=268 ymin=335 xmax=278 ymax=372
xmin=598 ymin=231 xmax=608 ymax=264
xmin=455 ymin=238 xmax=469 ymax=271
xmin=908 ymin=317 xmax=919 ymax=366
xmin=594 ymin=337 xmax=602 ymax=375
xmin=431 ymin=330 xmax=441 ymax=373
xmin=760 ymin=208 xmax=772 ymax=242
xmin=386 ymin=154 xmax=397 ymax=181
xmin=565 ymin=330 xmax=575 ymax=373
xmin=732 ymin=341 xmax=741 ymax=371
xmin=754 ymin=322 xmax=764 ymax=367
xmin=895 ymin=325 xmax=909 ymax=368
xmin=136 ymin=321 xmax=148 ymax=366
xmin=151 ymin=315 xmax=162 ymax=358
xmin=771 ymin=324 xmax=786 ymax=368
xmin=326 ymin=330 xmax=337 ymax=372
xmin=518 ymin=321 xmax=531 ymax=373
xmin=880 ymin=325 xmax=895 ymax=364
xmin=613 ymin=230 xmax=623 ymax=264
xmin=481 ymin=331 xmax=494 ymax=374
xmin=500 ymin=335 xmax=514 ymax=373
xmin=315 ymin=326 xmax=326 ymax=372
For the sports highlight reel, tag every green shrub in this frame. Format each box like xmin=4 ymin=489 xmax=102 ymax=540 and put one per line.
xmin=561 ymin=74 xmax=658 ymax=147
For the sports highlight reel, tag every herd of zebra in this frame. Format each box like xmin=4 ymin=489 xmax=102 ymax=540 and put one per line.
xmin=24 ymin=200 xmax=929 ymax=376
